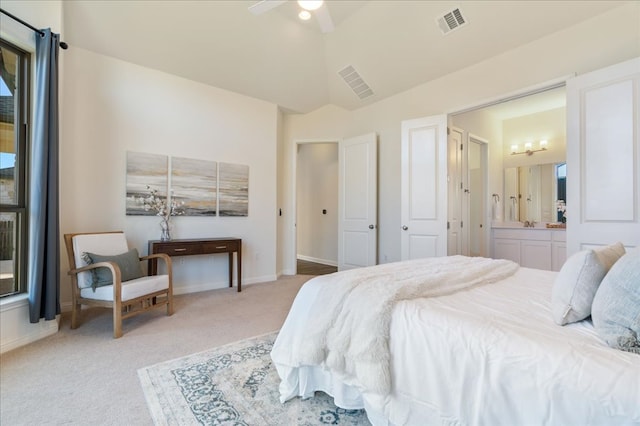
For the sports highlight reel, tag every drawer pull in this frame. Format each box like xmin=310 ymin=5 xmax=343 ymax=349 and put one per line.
xmin=215 ymin=246 xmax=227 ymax=249
xmin=173 ymin=248 xmax=187 ymax=252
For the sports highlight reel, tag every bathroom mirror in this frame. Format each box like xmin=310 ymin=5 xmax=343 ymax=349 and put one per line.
xmin=504 ymin=162 xmax=566 ymax=223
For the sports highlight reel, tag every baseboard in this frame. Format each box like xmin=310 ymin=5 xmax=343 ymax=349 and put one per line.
xmin=172 ymin=274 xmax=279 ymax=295
xmin=296 ymin=255 xmax=338 ymax=267
xmin=1 ymin=316 xmax=59 ymax=354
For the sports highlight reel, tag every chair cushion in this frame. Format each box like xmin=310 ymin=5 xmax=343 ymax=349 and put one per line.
xmin=591 ymin=251 xmax=640 ymax=354
xmin=80 ymin=274 xmax=169 ymax=302
xmin=82 ymin=248 xmax=144 ymax=290
xmin=72 ymin=233 xmax=130 ymax=289
xmin=551 ymin=242 xmax=625 ymax=325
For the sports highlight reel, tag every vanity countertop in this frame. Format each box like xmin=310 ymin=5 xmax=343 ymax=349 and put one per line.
xmin=491 ymin=221 xmax=566 ymax=230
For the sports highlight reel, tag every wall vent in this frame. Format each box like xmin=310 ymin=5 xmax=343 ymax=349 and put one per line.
xmin=436 ymin=8 xmax=467 ymax=35
xmin=338 ymin=65 xmax=374 ymax=100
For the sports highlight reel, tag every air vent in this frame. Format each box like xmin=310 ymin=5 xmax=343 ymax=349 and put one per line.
xmin=338 ymin=65 xmax=374 ymax=100
xmin=436 ymin=8 xmax=467 ymax=35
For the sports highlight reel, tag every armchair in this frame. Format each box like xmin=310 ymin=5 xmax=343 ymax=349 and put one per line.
xmin=64 ymin=231 xmax=173 ymax=338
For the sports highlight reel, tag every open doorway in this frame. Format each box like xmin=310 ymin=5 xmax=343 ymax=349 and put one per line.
xmin=449 ymin=85 xmax=567 ymax=257
xmin=295 ymin=142 xmax=339 ymax=274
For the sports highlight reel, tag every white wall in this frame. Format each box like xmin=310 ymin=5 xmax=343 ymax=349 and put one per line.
xmin=280 ymin=3 xmax=640 ymax=272
xmin=59 ymin=48 xmax=279 ymax=301
xmin=296 ymin=143 xmax=338 ymax=265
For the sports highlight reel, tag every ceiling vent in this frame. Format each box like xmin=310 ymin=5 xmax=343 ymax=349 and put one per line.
xmin=436 ymin=8 xmax=467 ymax=35
xmin=338 ymin=65 xmax=374 ymax=100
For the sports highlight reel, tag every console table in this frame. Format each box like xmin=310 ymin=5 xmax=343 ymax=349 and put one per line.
xmin=148 ymin=238 xmax=242 ymax=292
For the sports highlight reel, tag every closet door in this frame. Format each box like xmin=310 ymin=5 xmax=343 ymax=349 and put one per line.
xmin=400 ymin=115 xmax=448 ymax=260
xmin=566 ymin=57 xmax=640 ymax=254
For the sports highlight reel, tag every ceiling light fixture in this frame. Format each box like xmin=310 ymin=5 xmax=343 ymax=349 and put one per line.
xmin=297 ymin=0 xmax=323 ymax=11
xmin=298 ymin=10 xmax=311 ymax=20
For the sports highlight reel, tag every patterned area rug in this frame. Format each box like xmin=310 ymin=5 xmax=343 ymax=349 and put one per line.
xmin=138 ymin=332 xmax=371 ymax=425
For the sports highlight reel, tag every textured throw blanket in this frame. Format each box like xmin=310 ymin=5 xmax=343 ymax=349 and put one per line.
xmin=296 ymin=255 xmax=519 ymax=396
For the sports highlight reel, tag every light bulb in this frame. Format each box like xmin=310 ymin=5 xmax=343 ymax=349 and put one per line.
xmin=525 ymin=142 xmax=532 ymax=150
xmin=298 ymin=10 xmax=311 ymax=20
xmin=511 ymin=144 xmax=518 ymax=153
xmin=540 ymin=140 xmax=548 ymax=148
xmin=298 ymin=0 xmax=323 ymax=11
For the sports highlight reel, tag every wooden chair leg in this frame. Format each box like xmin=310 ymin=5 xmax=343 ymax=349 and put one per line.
xmin=70 ymin=300 xmax=80 ymax=329
xmin=167 ymin=292 xmax=174 ymax=316
xmin=113 ymin=302 xmax=123 ymax=339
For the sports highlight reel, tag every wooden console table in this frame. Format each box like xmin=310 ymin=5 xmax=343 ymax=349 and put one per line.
xmin=148 ymin=238 xmax=242 ymax=292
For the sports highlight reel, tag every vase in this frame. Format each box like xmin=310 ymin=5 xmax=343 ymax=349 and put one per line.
xmin=160 ymin=220 xmax=172 ymax=241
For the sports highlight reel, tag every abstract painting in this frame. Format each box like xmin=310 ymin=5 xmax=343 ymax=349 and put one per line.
xmin=171 ymin=157 xmax=217 ymax=216
xmin=126 ymin=151 xmax=168 ymax=216
xmin=218 ymin=162 xmax=249 ymax=217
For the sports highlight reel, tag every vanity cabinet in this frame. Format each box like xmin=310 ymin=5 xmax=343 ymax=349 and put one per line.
xmin=492 ymin=227 xmax=566 ymax=271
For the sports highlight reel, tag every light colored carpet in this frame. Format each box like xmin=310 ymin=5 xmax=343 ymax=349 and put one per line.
xmin=0 ymin=275 xmax=311 ymax=425
xmin=138 ymin=332 xmax=369 ymax=425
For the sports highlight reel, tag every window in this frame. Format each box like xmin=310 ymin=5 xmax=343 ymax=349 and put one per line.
xmin=0 ymin=39 xmax=30 ymax=298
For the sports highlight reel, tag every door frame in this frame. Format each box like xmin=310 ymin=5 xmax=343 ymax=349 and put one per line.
xmin=467 ymin=133 xmax=489 ymax=257
xmin=447 ymin=126 xmax=464 ymax=255
xmin=291 ymin=139 xmax=339 ymax=274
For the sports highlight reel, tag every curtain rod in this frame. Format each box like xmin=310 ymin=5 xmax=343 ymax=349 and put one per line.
xmin=0 ymin=8 xmax=68 ymax=49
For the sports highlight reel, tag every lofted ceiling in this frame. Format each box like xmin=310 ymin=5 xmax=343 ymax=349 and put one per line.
xmin=62 ymin=1 xmax=627 ymax=114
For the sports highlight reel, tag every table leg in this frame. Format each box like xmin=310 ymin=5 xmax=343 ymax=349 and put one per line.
xmin=228 ymin=252 xmax=233 ymax=288
xmin=148 ymin=258 xmax=158 ymax=275
xmin=237 ymin=245 xmax=242 ymax=292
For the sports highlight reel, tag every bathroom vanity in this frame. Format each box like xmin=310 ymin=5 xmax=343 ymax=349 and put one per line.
xmin=491 ymin=222 xmax=566 ymax=271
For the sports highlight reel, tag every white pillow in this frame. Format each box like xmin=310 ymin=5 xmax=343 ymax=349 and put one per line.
xmin=551 ymin=242 xmax=625 ymax=325
xmin=592 ymin=251 xmax=640 ymax=354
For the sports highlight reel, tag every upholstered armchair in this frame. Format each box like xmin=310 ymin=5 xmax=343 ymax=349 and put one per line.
xmin=64 ymin=231 xmax=173 ymax=338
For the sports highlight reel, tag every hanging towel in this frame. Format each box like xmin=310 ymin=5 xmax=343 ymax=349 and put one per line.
xmin=492 ymin=194 xmax=502 ymax=220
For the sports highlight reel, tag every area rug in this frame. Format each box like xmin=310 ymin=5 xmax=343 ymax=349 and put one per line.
xmin=138 ymin=332 xmax=371 ymax=425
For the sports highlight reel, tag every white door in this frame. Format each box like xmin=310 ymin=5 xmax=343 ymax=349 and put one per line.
xmin=338 ymin=133 xmax=378 ymax=270
xmin=447 ymin=127 xmax=463 ymax=255
xmin=567 ymin=57 xmax=640 ymax=255
xmin=400 ymin=115 xmax=448 ymax=260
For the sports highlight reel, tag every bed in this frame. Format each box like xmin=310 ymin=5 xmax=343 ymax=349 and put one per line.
xmin=271 ymin=255 xmax=640 ymax=425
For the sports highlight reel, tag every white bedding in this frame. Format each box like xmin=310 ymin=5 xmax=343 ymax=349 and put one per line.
xmin=271 ymin=264 xmax=640 ymax=425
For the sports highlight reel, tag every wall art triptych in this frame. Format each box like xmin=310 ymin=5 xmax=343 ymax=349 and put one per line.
xmin=125 ymin=151 xmax=249 ymax=217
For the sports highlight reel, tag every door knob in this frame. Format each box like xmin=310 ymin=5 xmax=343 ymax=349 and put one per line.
xmin=402 ymin=225 xmax=408 ymax=230
xmin=369 ymin=224 xmax=375 ymax=229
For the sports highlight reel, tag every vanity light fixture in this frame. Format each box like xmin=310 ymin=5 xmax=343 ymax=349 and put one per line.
xmin=511 ymin=140 xmax=549 ymax=156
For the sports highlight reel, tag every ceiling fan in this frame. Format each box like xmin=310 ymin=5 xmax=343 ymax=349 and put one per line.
xmin=248 ymin=0 xmax=335 ymax=33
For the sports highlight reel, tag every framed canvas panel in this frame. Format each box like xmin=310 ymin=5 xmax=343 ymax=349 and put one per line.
xmin=171 ymin=156 xmax=217 ymax=216
xmin=218 ymin=162 xmax=249 ymax=217
xmin=126 ymin=151 xmax=168 ymax=216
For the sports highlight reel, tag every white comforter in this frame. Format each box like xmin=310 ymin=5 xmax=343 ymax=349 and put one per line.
xmin=294 ymin=256 xmax=518 ymax=395
xmin=272 ymin=263 xmax=640 ymax=425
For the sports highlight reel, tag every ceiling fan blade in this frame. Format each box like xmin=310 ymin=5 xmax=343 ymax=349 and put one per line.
xmin=314 ymin=3 xmax=335 ymax=33
xmin=248 ymin=0 xmax=287 ymax=16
